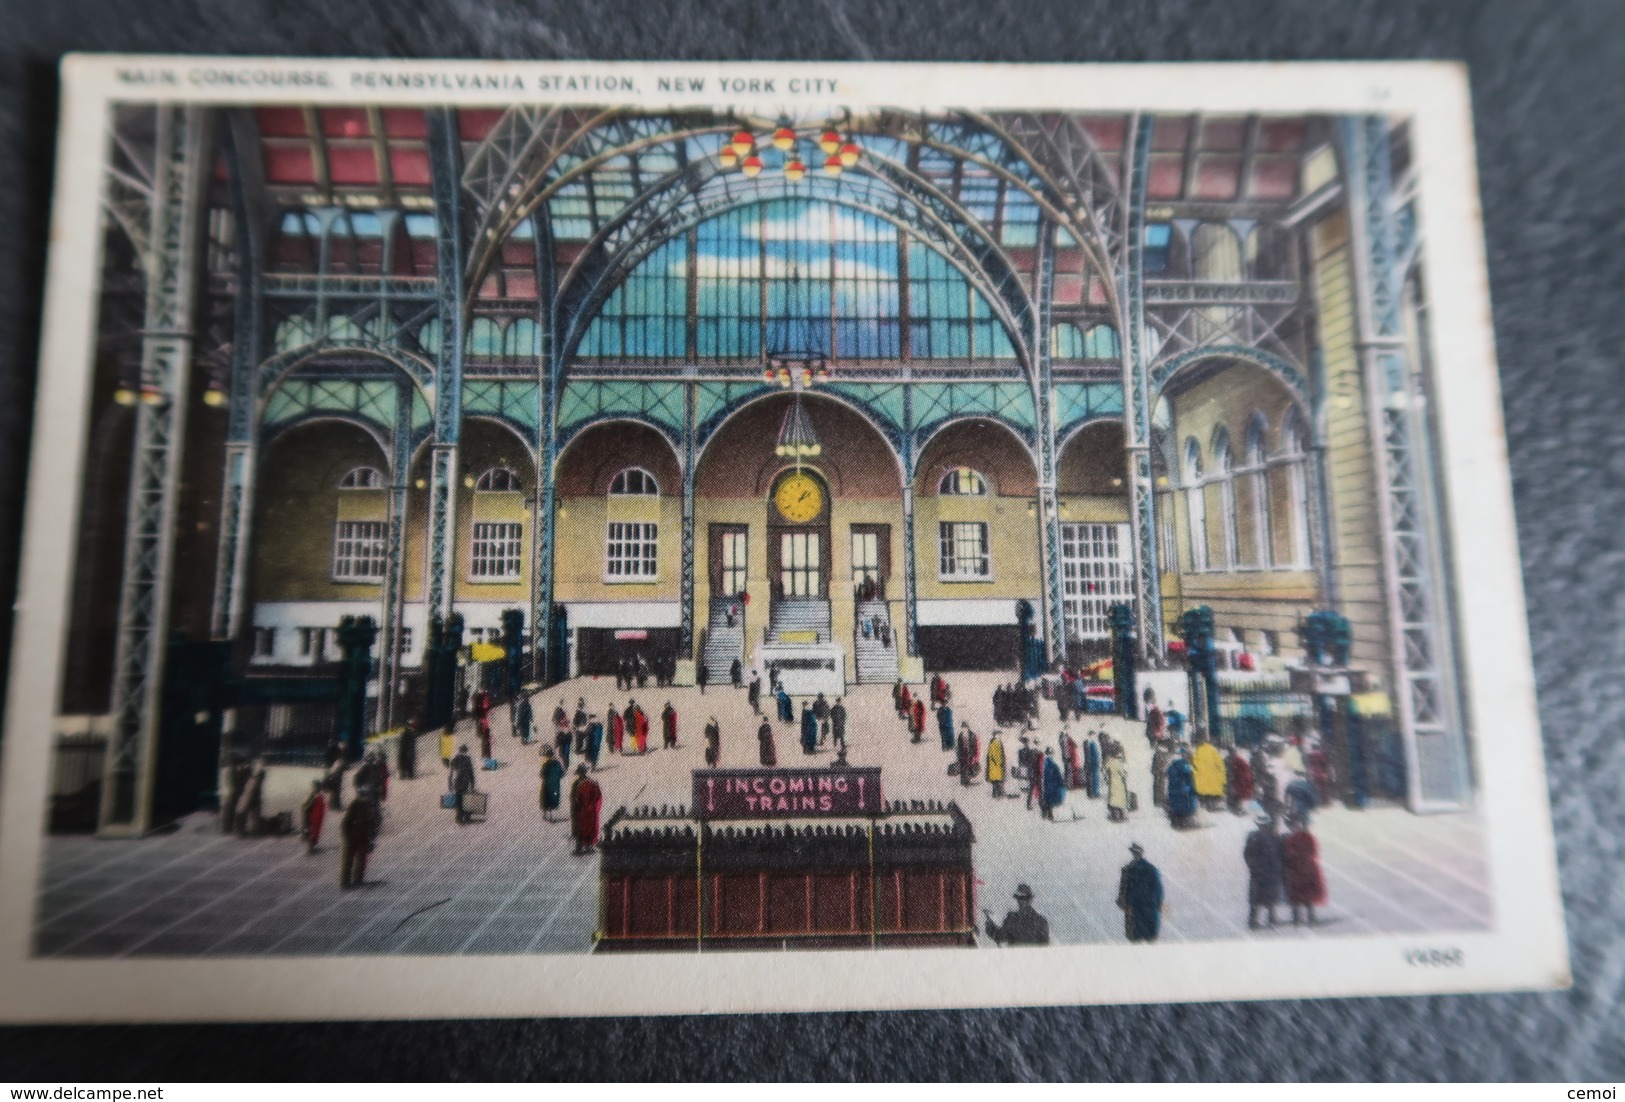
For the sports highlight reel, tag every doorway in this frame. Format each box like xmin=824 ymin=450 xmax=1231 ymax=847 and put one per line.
xmin=850 ymin=525 xmax=890 ymax=601
xmin=709 ymin=524 xmax=748 ymax=598
xmin=772 ymin=528 xmax=827 ymax=599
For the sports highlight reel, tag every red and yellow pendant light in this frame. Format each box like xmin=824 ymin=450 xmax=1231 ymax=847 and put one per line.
xmin=718 ymin=120 xmax=861 ymax=180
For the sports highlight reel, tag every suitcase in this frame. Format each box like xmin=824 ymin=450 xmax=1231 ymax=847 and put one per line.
xmin=440 ymin=792 xmax=457 ymax=810
xmin=460 ymin=791 xmax=489 ymax=819
xmin=482 ymin=757 xmax=500 ymax=771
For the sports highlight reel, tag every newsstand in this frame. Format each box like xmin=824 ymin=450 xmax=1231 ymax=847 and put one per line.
xmin=595 ymin=766 xmax=977 ymax=951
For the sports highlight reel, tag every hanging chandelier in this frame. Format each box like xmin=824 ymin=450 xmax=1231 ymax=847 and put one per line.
xmin=716 ymin=118 xmax=863 ymax=181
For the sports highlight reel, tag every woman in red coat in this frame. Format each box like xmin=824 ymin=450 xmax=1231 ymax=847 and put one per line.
xmin=609 ymin=707 xmax=624 ymax=754
xmin=910 ymin=696 xmax=926 ymax=742
xmin=1226 ymin=744 xmax=1255 ymax=814
xmin=569 ymin=765 xmax=604 ymax=855
xmin=1282 ymin=816 xmax=1327 ymax=925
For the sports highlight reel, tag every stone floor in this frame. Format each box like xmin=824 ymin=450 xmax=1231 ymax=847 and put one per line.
xmin=32 ymin=670 xmax=1494 ymax=957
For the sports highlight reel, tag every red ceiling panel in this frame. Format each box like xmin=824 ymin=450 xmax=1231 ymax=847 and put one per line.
xmin=1147 ymin=154 xmax=1184 ymax=199
xmin=1080 ymin=115 xmax=1126 ymax=152
xmin=1192 ymin=156 xmax=1241 ymax=200
xmin=1259 ymin=118 xmax=1307 ymax=153
xmin=504 ymin=270 xmax=538 ymax=299
xmin=390 ymin=147 xmax=432 ymax=187
xmin=459 ymin=109 xmax=505 ymax=141
xmin=1152 ymin=117 xmax=1190 ymax=152
xmin=381 ymin=109 xmax=428 ymax=139
xmin=1250 ymin=156 xmax=1299 ymax=199
xmin=1052 ymin=273 xmax=1084 ymax=305
xmin=263 ymin=143 xmax=316 ymax=185
xmin=327 ymin=143 xmax=379 ymax=186
xmin=1201 ymin=118 xmax=1247 ymax=152
xmin=320 ymin=108 xmax=371 ymax=138
xmin=256 ymin=107 xmax=307 ymax=137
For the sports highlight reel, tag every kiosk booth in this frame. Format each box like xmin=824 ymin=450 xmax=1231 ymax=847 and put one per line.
xmin=595 ymin=767 xmax=977 ymax=951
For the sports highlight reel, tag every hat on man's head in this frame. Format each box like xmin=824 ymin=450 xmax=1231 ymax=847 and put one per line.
xmin=1255 ymin=814 xmax=1276 ymax=827
xmin=1129 ymin=843 xmax=1145 ymax=857
xmin=1013 ymin=884 xmax=1035 ymax=901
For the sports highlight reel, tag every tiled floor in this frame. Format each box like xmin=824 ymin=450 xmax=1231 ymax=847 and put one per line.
xmin=33 ymin=671 xmax=1493 ymax=957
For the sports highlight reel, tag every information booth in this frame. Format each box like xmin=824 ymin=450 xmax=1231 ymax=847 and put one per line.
xmin=595 ymin=767 xmax=977 ymax=951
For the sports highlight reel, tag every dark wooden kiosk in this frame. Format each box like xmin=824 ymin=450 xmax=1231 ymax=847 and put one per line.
xmin=595 ymin=767 xmax=977 ymax=951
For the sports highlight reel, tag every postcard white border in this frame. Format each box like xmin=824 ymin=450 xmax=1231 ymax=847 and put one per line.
xmin=0 ymin=56 xmax=1569 ymax=1022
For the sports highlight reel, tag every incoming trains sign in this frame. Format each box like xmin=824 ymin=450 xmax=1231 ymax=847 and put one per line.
xmin=693 ymin=767 xmax=883 ymax=819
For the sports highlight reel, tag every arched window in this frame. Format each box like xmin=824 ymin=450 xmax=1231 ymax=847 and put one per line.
xmin=475 ymin=467 xmax=523 ymax=493
xmin=467 ymin=317 xmax=503 ymax=358
xmin=1082 ymin=324 xmax=1121 ymax=359
xmin=609 ymin=468 xmax=660 ymax=496
xmin=337 ymin=466 xmax=384 ymax=490
xmin=503 ymin=318 xmax=541 ymax=359
xmin=1049 ymin=323 xmax=1084 ymax=359
xmin=1184 ymin=438 xmax=1207 ymax=572
xmin=1281 ymin=408 xmax=1312 ymax=568
xmin=938 ymin=467 xmax=988 ymax=496
xmin=1241 ymin=412 xmax=1272 ymax=569
xmin=1212 ymin=427 xmax=1238 ymax=569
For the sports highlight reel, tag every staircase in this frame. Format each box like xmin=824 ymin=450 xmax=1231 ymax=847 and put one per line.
xmin=701 ymin=597 xmax=744 ymax=679
xmin=853 ymin=600 xmax=899 ymax=683
xmin=769 ymin=599 xmax=831 ymax=644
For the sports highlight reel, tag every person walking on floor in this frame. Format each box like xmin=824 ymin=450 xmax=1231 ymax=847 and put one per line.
xmin=397 ymin=721 xmax=418 ymax=780
xmin=830 ymin=698 xmax=847 ymax=750
xmin=776 ymin=685 xmax=794 ymax=724
xmin=1041 ymin=748 xmax=1066 ymax=821
xmin=448 ymin=744 xmax=477 ymax=824
xmin=569 ymin=764 xmax=603 ymax=855
xmin=697 ymin=661 xmax=709 ymax=695
xmin=515 ymin=693 xmax=534 ymax=747
xmin=553 ymin=722 xmax=572 ymax=770
xmin=1151 ymin=739 xmax=1174 ymax=809
xmin=1105 ymin=750 xmax=1130 ymax=822
xmin=1165 ymin=746 xmax=1199 ymax=830
xmin=300 ymin=780 xmax=327 ymax=854
xmin=1282 ymin=815 xmax=1327 ymax=926
xmin=758 ymin=717 xmax=778 ymax=767
xmin=813 ymin=693 xmax=830 ymax=745
xmin=339 ymin=796 xmax=377 ymax=889
xmin=731 ymin=657 xmax=743 ymax=689
xmin=662 ymin=701 xmax=679 ymax=749
xmin=1245 ymin=815 xmax=1286 ymax=929
xmin=911 ymin=696 xmax=927 ymax=744
xmin=955 ymin=724 xmax=977 ymax=786
xmin=800 ymin=702 xmax=818 ymax=755
xmin=1191 ymin=733 xmax=1227 ymax=811
xmin=539 ymin=747 xmax=564 ymax=823
xmin=1082 ymin=731 xmax=1101 ymax=799
xmin=983 ymin=884 xmax=1051 ymax=946
xmin=586 ymin=714 xmax=604 ymax=770
xmin=1226 ymin=743 xmax=1255 ymax=814
xmin=1117 ymin=843 xmax=1165 ymax=942
xmin=704 ymin=717 xmax=721 ymax=767
xmin=748 ymin=669 xmax=762 ymax=714
xmin=986 ymin=730 xmax=1007 ymax=797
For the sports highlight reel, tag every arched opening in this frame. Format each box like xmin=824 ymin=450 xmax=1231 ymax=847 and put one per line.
xmin=1056 ymin=420 xmax=1133 ymax=651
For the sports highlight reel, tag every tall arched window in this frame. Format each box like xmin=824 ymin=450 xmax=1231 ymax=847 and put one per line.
xmin=1184 ymin=438 xmax=1207 ymax=572
xmin=475 ymin=467 xmax=523 ymax=493
xmin=609 ymin=468 xmax=660 ymax=496
xmin=938 ymin=468 xmax=987 ymax=496
xmin=1049 ymin=323 xmax=1084 ymax=359
xmin=1212 ymin=427 xmax=1237 ymax=569
xmin=1082 ymin=324 xmax=1121 ymax=359
xmin=1241 ymin=412 xmax=1271 ymax=569
xmin=467 ymin=317 xmax=504 ymax=358
xmin=1281 ymin=408 xmax=1312 ymax=568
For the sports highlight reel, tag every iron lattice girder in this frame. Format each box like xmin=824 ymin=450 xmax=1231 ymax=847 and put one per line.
xmin=1121 ymin=114 xmax=1164 ymax=659
xmin=102 ymin=105 xmax=160 ymax=264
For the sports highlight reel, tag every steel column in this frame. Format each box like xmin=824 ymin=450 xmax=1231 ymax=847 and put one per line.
xmin=426 ymin=109 xmax=465 ymax=620
xmin=1034 ymin=219 xmax=1067 ymax=666
xmin=101 ymin=105 xmax=211 ymax=835
xmin=1339 ymin=115 xmax=1468 ymax=811
xmin=900 ymin=381 xmax=919 ymax=657
xmin=1120 ymin=114 xmax=1165 ymax=661
xmin=679 ymin=374 xmax=697 ymax=661
xmin=377 ymin=380 xmax=412 ymax=730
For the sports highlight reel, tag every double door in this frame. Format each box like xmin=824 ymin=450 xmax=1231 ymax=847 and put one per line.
xmin=771 ymin=527 xmax=828 ymax=599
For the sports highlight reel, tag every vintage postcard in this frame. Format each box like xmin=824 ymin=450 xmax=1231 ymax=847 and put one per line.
xmin=0 ymin=56 xmax=1567 ymax=1021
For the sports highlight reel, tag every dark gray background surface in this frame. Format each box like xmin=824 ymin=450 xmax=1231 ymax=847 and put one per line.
xmin=0 ymin=0 xmax=1620 ymax=1081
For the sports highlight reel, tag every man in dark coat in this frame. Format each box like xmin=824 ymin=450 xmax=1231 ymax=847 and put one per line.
xmin=1165 ymin=749 xmax=1199 ymax=829
xmin=983 ymin=884 xmax=1051 ymax=946
xmin=397 ymin=721 xmax=418 ymax=779
xmin=553 ymin=723 xmax=572 ymax=770
xmin=1083 ymin=733 xmax=1101 ymax=798
xmin=704 ymin=717 xmax=722 ymax=767
xmin=830 ymin=698 xmax=847 ymax=750
xmin=800 ymin=703 xmax=818 ymax=755
xmin=586 ymin=716 xmax=604 ymax=769
xmin=340 ymin=796 xmax=377 ymax=888
xmin=776 ymin=686 xmax=794 ymax=724
xmin=748 ymin=670 xmax=762 ymax=714
xmin=662 ymin=701 xmax=679 ymax=749
xmin=1117 ymin=843 xmax=1164 ymax=942
xmin=696 ymin=661 xmax=709 ymax=694
xmin=813 ymin=693 xmax=830 ymax=745
xmin=1041 ymin=749 xmax=1066 ymax=821
xmin=539 ymin=748 xmax=564 ymax=822
xmin=730 ymin=657 xmax=743 ymax=688
xmin=757 ymin=718 xmax=778 ymax=767
xmin=937 ymin=702 xmax=955 ymax=752
xmin=515 ymin=694 xmax=534 ymax=746
xmin=449 ymin=744 xmax=477 ymax=824
xmin=955 ymin=724 xmax=977 ymax=787
xmin=1244 ymin=815 xmax=1286 ymax=928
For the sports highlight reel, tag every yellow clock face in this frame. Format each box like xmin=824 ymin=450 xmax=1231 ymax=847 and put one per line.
xmin=774 ymin=472 xmax=824 ymax=523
